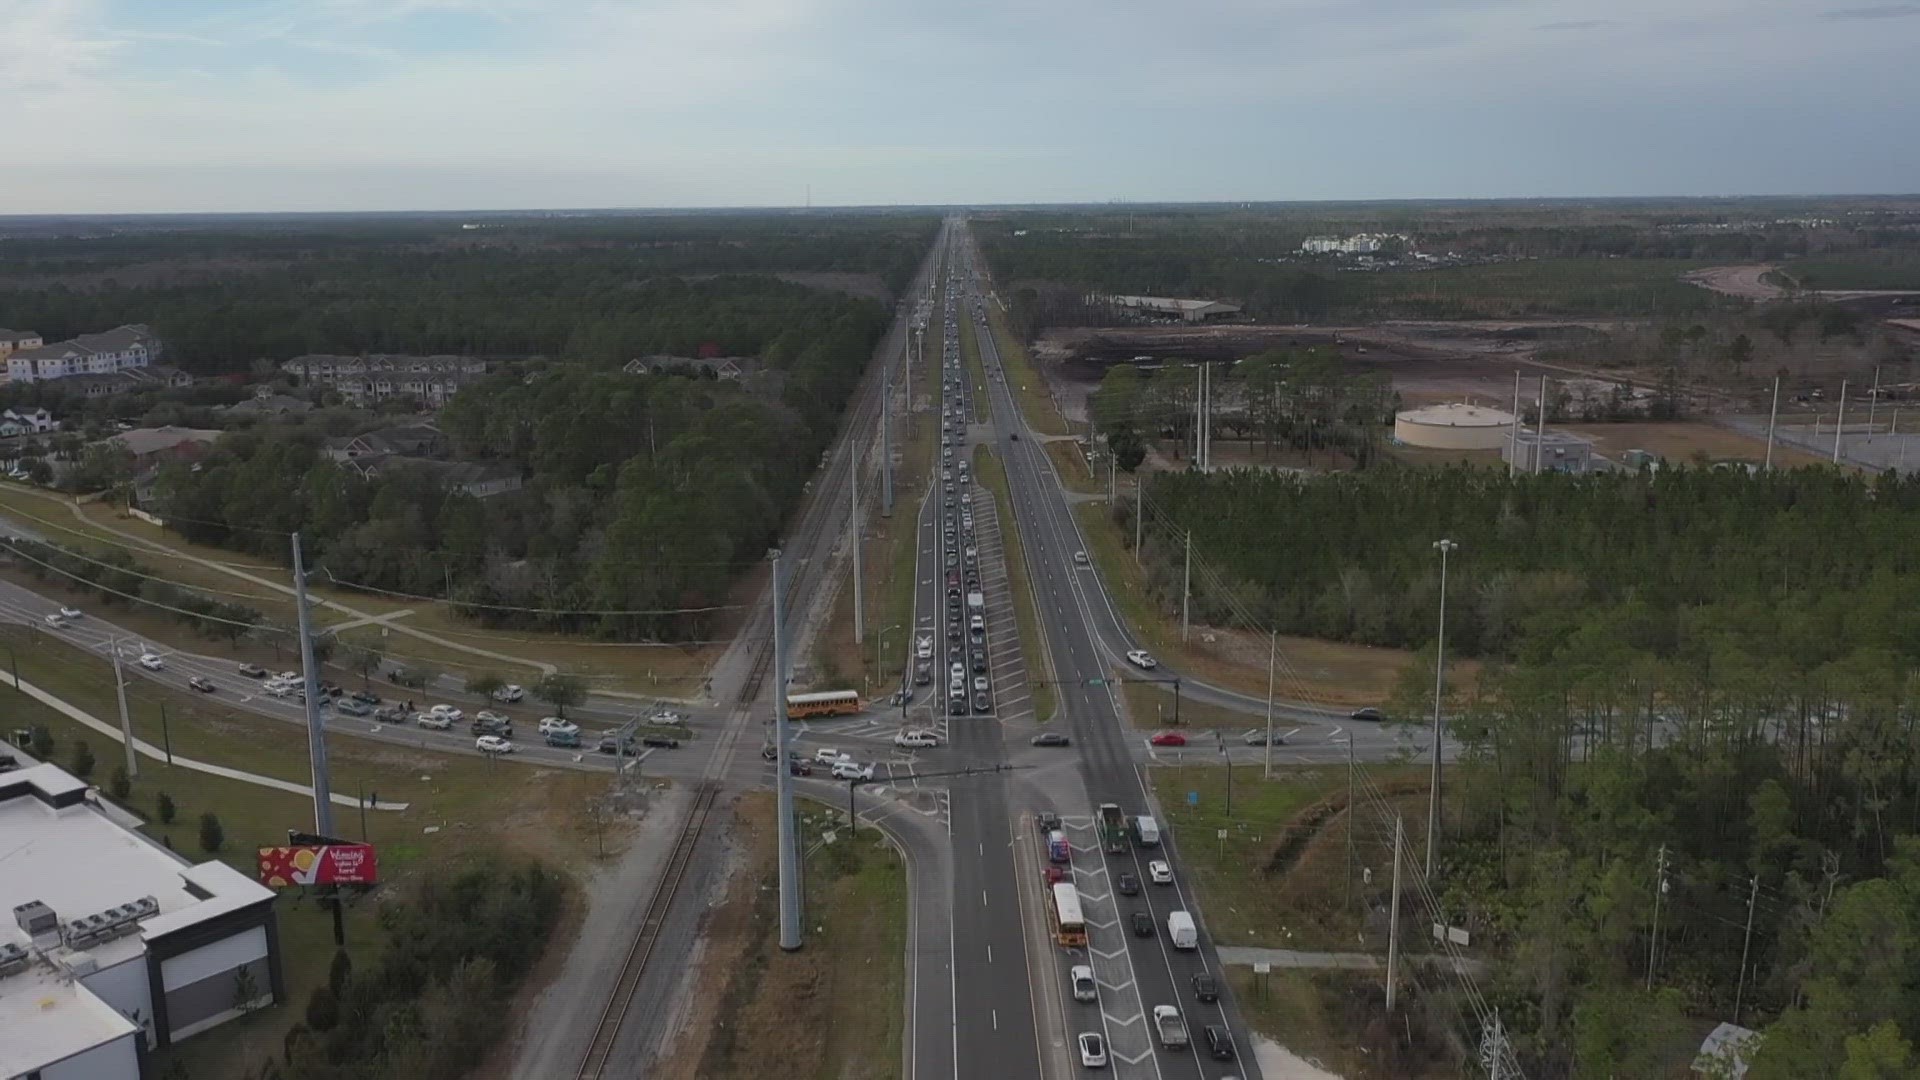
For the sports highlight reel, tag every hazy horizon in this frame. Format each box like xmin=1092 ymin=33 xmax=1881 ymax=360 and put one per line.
xmin=4 ymin=0 xmax=1918 ymax=214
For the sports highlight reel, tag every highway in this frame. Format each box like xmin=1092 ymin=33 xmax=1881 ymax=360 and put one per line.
xmin=960 ymin=225 xmax=1266 ymax=1079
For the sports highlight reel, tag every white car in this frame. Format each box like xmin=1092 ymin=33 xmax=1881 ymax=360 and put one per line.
xmin=538 ymin=716 xmax=579 ymax=737
xmin=651 ymin=710 xmax=685 ymax=726
xmin=830 ymin=759 xmax=874 ymax=781
xmin=1070 ymin=964 xmax=1098 ymax=1002
xmin=1148 ymin=859 xmax=1174 ymax=885
xmin=492 ymin=684 xmax=525 ymax=702
xmin=428 ymin=704 xmax=464 ymax=722
xmin=1125 ymin=649 xmax=1159 ymax=670
xmin=475 ymin=735 xmax=514 ymax=754
xmin=893 ymin=729 xmax=940 ymax=749
xmin=1077 ymin=1032 xmax=1108 ymax=1069
xmin=42 ymin=613 xmax=66 ymax=628
xmin=1073 ymin=550 xmax=1089 ymax=566
xmin=416 ymin=712 xmax=453 ymax=731
xmin=137 ymin=653 xmax=164 ymax=671
xmin=915 ymin=636 xmax=933 ymax=660
xmin=265 ymin=680 xmax=295 ymax=697
xmin=278 ymin=671 xmax=299 ymax=682
xmin=58 ymin=606 xmax=82 ymax=619
xmin=814 ymin=746 xmax=851 ymax=766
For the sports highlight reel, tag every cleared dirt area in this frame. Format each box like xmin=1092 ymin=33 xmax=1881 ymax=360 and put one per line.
xmin=1562 ymin=420 xmax=1834 ymax=468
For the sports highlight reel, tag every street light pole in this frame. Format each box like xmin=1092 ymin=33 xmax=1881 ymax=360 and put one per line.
xmin=1263 ymin=630 xmax=1277 ymax=780
xmin=771 ymin=549 xmax=802 ymax=951
xmin=1426 ymin=538 xmax=1457 ymax=880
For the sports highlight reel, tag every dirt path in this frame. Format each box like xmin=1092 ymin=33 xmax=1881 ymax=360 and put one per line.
xmin=1684 ymin=264 xmax=1785 ymax=300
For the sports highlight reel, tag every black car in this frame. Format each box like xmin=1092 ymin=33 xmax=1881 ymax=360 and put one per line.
xmin=1131 ymin=911 xmax=1155 ymax=937
xmin=598 ymin=734 xmax=637 ymax=755
xmin=350 ymin=689 xmax=381 ymax=706
xmin=318 ymin=681 xmax=344 ymax=698
xmin=471 ymin=716 xmax=512 ymax=737
xmin=971 ymin=653 xmax=987 ymax=673
xmin=1030 ymin=732 xmax=1071 ymax=747
xmin=237 ymin=662 xmax=268 ymax=678
xmin=374 ymin=705 xmax=409 ymax=723
xmin=1351 ymin=707 xmax=1384 ymax=722
xmin=1204 ymin=1025 xmax=1235 ymax=1061
xmin=1117 ymin=872 xmax=1140 ymax=896
xmin=188 ymin=676 xmax=217 ymax=693
xmin=1191 ymin=972 xmax=1219 ymax=1002
xmin=641 ymin=735 xmax=680 ymax=749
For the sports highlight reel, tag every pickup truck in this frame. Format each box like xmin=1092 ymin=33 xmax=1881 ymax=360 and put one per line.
xmin=1152 ymin=1004 xmax=1189 ymax=1049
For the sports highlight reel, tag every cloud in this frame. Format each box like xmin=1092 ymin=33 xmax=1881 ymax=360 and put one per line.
xmin=1535 ymin=19 xmax=1624 ymax=30
xmin=1820 ymin=2 xmax=1920 ymax=17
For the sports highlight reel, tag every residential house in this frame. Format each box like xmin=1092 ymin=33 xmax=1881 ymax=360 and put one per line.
xmin=108 ymin=427 xmax=221 ymax=470
xmin=623 ymin=354 xmax=758 ymax=381
xmin=0 ymin=327 xmax=44 ymax=363
xmin=5 ymin=324 xmax=162 ymax=384
xmin=0 ymin=408 xmax=58 ymax=437
xmin=223 ymin=391 xmax=313 ymax=419
xmin=284 ymin=354 xmax=487 ymax=408
xmin=324 ymin=421 xmax=446 ymax=468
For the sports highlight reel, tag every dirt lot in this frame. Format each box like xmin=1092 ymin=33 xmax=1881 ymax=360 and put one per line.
xmin=1562 ymin=420 xmax=1834 ymax=468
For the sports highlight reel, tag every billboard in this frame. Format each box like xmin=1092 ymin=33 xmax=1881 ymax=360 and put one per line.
xmin=257 ymin=843 xmax=379 ymax=887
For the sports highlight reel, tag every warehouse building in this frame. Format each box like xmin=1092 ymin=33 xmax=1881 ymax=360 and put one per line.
xmin=1100 ymin=294 xmax=1244 ymax=323
xmin=1 ymin=763 xmax=283 ymax=1080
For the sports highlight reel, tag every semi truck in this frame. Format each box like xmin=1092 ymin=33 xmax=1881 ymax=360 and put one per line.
xmin=1152 ymin=1004 xmax=1189 ymax=1049
xmin=1098 ymin=803 xmax=1128 ymax=854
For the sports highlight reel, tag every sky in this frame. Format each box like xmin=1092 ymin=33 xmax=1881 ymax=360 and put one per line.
xmin=2 ymin=0 xmax=1918 ymax=212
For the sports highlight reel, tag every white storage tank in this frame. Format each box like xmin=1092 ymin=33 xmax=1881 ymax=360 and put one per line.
xmin=1393 ymin=402 xmax=1517 ymax=451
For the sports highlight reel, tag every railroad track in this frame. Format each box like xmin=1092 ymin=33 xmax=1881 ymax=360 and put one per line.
xmin=567 ymin=227 xmax=953 ymax=1079
xmin=573 ymin=779 xmax=722 ymax=1080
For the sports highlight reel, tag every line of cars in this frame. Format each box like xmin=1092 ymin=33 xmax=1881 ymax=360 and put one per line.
xmin=937 ymin=303 xmax=993 ymax=718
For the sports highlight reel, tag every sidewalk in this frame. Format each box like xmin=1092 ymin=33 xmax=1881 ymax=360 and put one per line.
xmin=1217 ymin=945 xmax=1484 ymax=976
xmin=1 ymin=667 xmax=410 ymax=811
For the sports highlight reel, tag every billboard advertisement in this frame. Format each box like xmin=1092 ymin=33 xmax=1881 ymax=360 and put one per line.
xmin=257 ymin=843 xmax=379 ymax=887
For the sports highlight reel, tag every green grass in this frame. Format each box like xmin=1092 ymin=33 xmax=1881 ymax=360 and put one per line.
xmin=1043 ymin=438 xmax=1100 ymax=494
xmin=809 ymin=811 xmax=909 ymax=1078
xmin=1226 ymin=967 xmax=1457 ymax=1080
xmin=1783 ymin=253 xmax=1920 ymax=291
xmin=972 ymin=446 xmax=1054 ymax=721
xmin=958 ymin=312 xmax=990 ymax=422
xmin=1121 ymin=678 xmax=1256 ymax=731
xmin=984 ymin=304 xmax=1072 ymax=437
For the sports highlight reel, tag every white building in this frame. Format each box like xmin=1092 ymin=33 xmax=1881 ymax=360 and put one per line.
xmin=5 ymin=325 xmax=163 ymax=385
xmin=1 ymin=764 xmax=283 ymax=1080
xmin=1299 ymin=233 xmax=1411 ymax=256
xmin=1100 ymin=295 xmax=1244 ymax=323
xmin=283 ymin=354 xmax=487 ymax=408
xmin=0 ymin=327 xmax=45 ymax=362
xmin=0 ymin=407 xmax=59 ymax=437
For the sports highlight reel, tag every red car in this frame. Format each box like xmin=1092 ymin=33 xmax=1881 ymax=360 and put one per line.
xmin=1149 ymin=731 xmax=1187 ymax=747
xmin=1044 ymin=865 xmax=1068 ymax=885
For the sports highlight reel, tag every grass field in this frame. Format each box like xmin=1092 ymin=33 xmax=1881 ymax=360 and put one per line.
xmin=985 ymin=303 xmax=1073 ymax=437
xmin=1043 ymin=438 xmax=1100 ymax=493
xmin=666 ymin=794 xmax=906 ymax=1080
xmin=1562 ymin=420 xmax=1834 ymax=468
xmin=959 ymin=309 xmax=990 ymax=421
xmin=973 ymin=446 xmax=1055 ymax=721
xmin=1 ymin=626 xmax=616 ymax=1078
xmin=1783 ymin=253 xmax=1920 ymax=290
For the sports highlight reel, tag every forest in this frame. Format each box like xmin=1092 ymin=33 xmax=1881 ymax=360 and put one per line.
xmin=153 ymin=299 xmax=885 ymax=639
xmin=1133 ymin=464 xmax=1920 ymax=662
xmin=0 ymin=213 xmax=936 ymax=372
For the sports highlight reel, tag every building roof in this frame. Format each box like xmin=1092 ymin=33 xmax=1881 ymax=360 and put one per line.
xmin=0 ymin=328 xmax=39 ymax=342
xmin=1108 ymin=295 xmax=1243 ymax=314
xmin=70 ymin=324 xmax=156 ymax=353
xmin=225 ymin=393 xmax=313 ymax=416
xmin=1396 ymin=402 xmax=1516 ymax=428
xmin=109 ymin=426 xmax=221 ymax=457
xmin=0 ymin=764 xmax=274 ymax=1073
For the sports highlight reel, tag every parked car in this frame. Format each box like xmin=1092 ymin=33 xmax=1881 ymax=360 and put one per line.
xmin=334 ymin=697 xmax=372 ymax=716
xmin=238 ymin=663 xmax=268 ymax=678
xmin=417 ymin=712 xmax=453 ymax=731
xmin=187 ymin=676 xmax=217 ymax=694
xmin=137 ymin=653 xmax=164 ymax=671
xmin=1031 ymin=732 xmax=1071 ymax=747
xmin=1125 ymin=649 xmax=1158 ymax=669
xmin=475 ymin=735 xmax=514 ymax=755
xmin=492 ymin=684 xmax=525 ymax=702
xmin=1149 ymin=731 xmax=1187 ymax=747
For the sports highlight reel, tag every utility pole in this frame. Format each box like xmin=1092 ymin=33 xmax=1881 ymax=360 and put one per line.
xmin=1345 ymin=733 xmax=1356 ymax=911
xmin=1181 ymin=531 xmax=1193 ymax=644
xmin=109 ymin=636 xmax=137 ymax=779
xmin=772 ymin=549 xmax=802 ymax=951
xmin=1734 ymin=874 xmax=1759 ymax=1024
xmin=1833 ymin=380 xmax=1848 ymax=465
xmin=1534 ymin=375 xmax=1548 ymax=474
xmin=1134 ymin=474 xmax=1144 ymax=565
xmin=1508 ymin=369 xmax=1521 ymax=478
xmin=1386 ymin=814 xmax=1404 ymax=1012
xmin=850 ymin=443 xmax=864 ymax=646
xmin=292 ymin=533 xmax=333 ymax=837
xmin=1898 ymin=409 xmax=1909 ymax=472
xmin=1262 ymin=630 xmax=1277 ymax=780
xmin=1647 ymin=843 xmax=1670 ymax=989
xmin=1427 ymin=539 xmax=1456 ymax=879
xmin=1764 ymin=375 xmax=1781 ymax=472
xmin=880 ymin=373 xmax=893 ymax=517
xmin=1194 ymin=364 xmax=1204 ymax=466
xmin=1868 ymin=365 xmax=1882 ymax=441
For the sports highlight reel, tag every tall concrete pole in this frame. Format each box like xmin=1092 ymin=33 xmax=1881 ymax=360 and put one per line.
xmin=881 ymin=373 xmax=894 ymax=517
xmin=1134 ymin=473 xmax=1144 ymax=565
xmin=1508 ymin=369 xmax=1521 ymax=478
xmin=1386 ymin=814 xmax=1405 ymax=1012
xmin=292 ymin=533 xmax=334 ymax=837
xmin=1263 ymin=630 xmax=1277 ymax=780
xmin=1535 ymin=375 xmax=1549 ymax=474
xmin=1181 ymin=531 xmax=1193 ymax=644
xmin=1764 ymin=375 xmax=1781 ymax=472
xmin=1426 ymin=538 xmax=1457 ymax=880
xmin=771 ymin=549 xmax=802 ymax=950
xmin=1194 ymin=364 xmax=1204 ymax=466
xmin=1898 ymin=409 xmax=1908 ymax=472
xmin=1833 ymin=380 xmax=1848 ymax=465
xmin=1868 ymin=365 xmax=1882 ymax=440
xmin=850 ymin=442 xmax=864 ymax=646
xmin=110 ymin=636 xmax=137 ymax=779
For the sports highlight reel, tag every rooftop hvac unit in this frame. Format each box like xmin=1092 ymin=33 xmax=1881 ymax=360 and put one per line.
xmin=12 ymin=900 xmax=57 ymax=937
xmin=0 ymin=941 xmax=28 ymax=977
xmin=129 ymin=896 xmax=159 ymax=922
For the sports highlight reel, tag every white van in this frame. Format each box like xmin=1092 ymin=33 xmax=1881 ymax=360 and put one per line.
xmin=1133 ymin=815 xmax=1161 ymax=846
xmin=1167 ymin=910 xmax=1197 ymax=950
